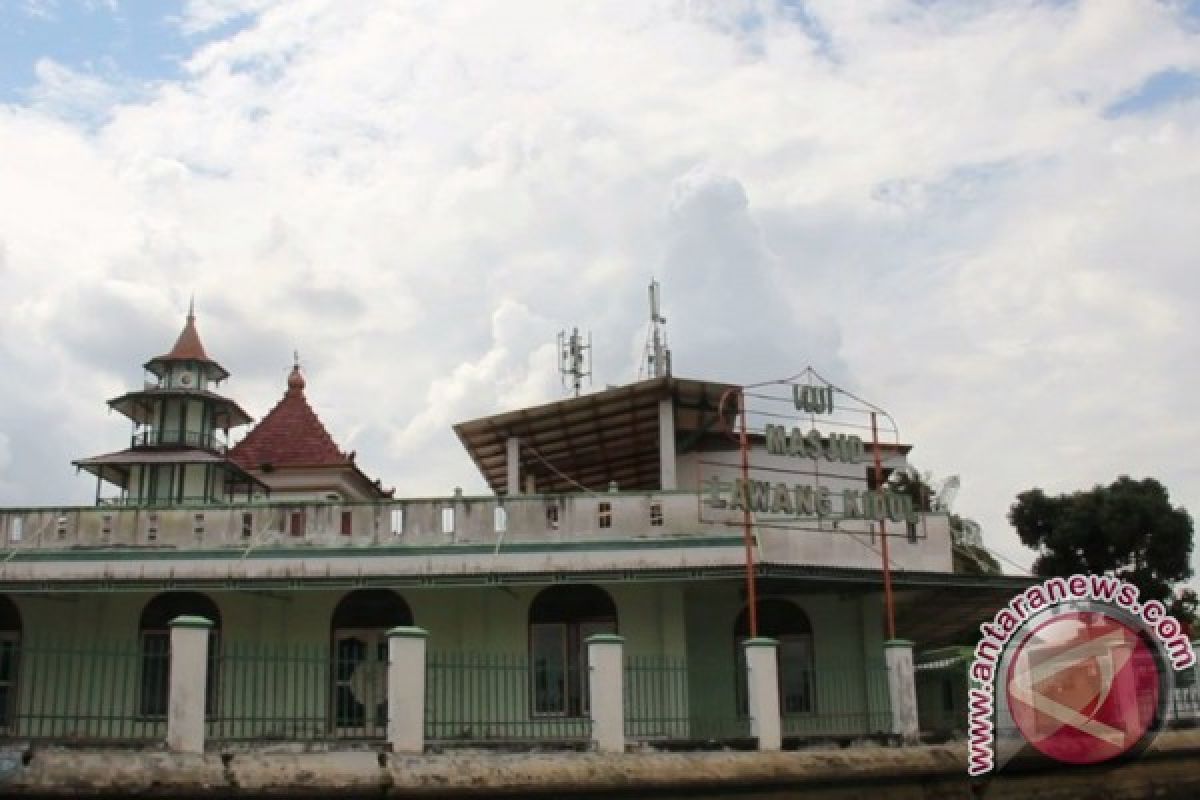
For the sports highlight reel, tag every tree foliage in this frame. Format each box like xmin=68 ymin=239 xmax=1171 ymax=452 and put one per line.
xmin=890 ymin=468 xmax=1004 ymax=575
xmin=886 ymin=469 xmax=934 ymax=512
xmin=1009 ymin=476 xmax=1195 ymax=620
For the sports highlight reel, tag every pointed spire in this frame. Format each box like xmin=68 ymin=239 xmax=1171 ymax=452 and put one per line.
xmin=161 ymin=305 xmax=211 ymax=362
xmin=287 ymin=359 xmax=306 ymax=392
xmin=144 ymin=300 xmax=229 ymax=381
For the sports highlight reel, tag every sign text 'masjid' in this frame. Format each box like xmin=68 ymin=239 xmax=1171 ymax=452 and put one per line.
xmin=765 ymin=424 xmax=865 ymax=463
xmin=704 ymin=382 xmax=915 ymax=524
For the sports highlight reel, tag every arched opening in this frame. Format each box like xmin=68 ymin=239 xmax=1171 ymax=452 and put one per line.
xmin=528 ymin=585 xmax=617 ymax=716
xmin=734 ymin=598 xmax=814 ymax=714
xmin=332 ymin=589 xmax=412 ymax=630
xmin=330 ymin=590 xmax=412 ymax=734
xmin=0 ymin=596 xmax=20 ymax=728
xmin=139 ymin=592 xmax=221 ymax=717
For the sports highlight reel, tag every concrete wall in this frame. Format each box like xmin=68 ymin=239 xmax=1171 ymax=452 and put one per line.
xmin=677 ymin=440 xmax=953 ymax=572
xmin=8 ymin=736 xmax=1200 ymax=798
xmin=0 ymin=492 xmax=953 ymax=583
xmin=676 ymin=441 xmax=910 ymax=500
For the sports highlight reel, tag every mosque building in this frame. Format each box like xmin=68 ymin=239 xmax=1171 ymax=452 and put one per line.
xmin=0 ymin=307 xmax=1027 ymax=748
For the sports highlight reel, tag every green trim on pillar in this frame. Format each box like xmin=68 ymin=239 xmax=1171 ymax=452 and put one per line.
xmin=169 ymin=615 xmax=214 ymax=629
xmin=884 ymin=639 xmax=914 ymax=649
xmin=585 ymin=634 xmax=625 ymax=645
xmin=387 ymin=626 xmax=429 ymax=639
xmin=743 ymin=637 xmax=779 ymax=648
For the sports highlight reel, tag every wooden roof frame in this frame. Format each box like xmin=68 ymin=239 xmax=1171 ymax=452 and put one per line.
xmin=453 ymin=376 xmax=740 ymax=494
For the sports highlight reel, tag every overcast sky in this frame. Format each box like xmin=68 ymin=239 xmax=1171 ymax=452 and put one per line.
xmin=1 ymin=0 xmax=1199 ymax=579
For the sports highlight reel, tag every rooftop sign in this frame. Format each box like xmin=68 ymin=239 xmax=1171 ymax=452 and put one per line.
xmin=698 ymin=368 xmax=916 ymax=529
xmin=704 ymin=367 xmax=911 ymax=639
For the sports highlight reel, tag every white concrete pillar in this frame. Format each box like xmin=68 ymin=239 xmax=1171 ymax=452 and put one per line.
xmin=587 ymin=634 xmax=625 ymax=753
xmin=885 ymin=639 xmax=919 ymax=743
xmin=744 ymin=638 xmax=782 ymax=751
xmin=167 ymin=615 xmax=212 ymax=754
xmin=387 ymin=626 xmax=428 ymax=753
xmin=506 ymin=436 xmax=520 ymax=496
xmin=658 ymin=398 xmax=676 ymax=490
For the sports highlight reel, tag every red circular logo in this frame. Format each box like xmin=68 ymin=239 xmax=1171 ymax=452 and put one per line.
xmin=1005 ymin=611 xmax=1163 ymax=765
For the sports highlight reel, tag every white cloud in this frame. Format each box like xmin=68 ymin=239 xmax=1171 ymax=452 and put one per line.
xmin=178 ymin=0 xmax=276 ymax=35
xmin=24 ymin=59 xmax=117 ymax=122
xmin=21 ymin=0 xmax=57 ymax=21
xmin=0 ymin=0 xmax=1198 ymax=580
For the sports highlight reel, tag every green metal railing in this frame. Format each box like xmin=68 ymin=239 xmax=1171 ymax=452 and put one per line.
xmin=625 ymin=655 xmax=689 ymax=740
xmin=781 ymin=661 xmax=892 ymax=738
xmin=3 ymin=638 xmax=165 ymax=742
xmin=425 ymin=652 xmax=590 ymax=744
xmin=131 ymin=429 xmax=228 ymax=452
xmin=1169 ymin=687 xmax=1200 ymax=728
xmin=209 ymin=641 xmax=394 ymax=743
xmin=624 ymin=655 xmax=891 ymax=744
xmin=624 ymin=655 xmax=746 ymax=741
xmin=209 ymin=642 xmax=342 ymax=742
xmin=0 ymin=637 xmax=900 ymax=748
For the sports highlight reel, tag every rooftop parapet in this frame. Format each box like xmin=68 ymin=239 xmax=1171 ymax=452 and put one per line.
xmin=0 ymin=492 xmax=953 ymax=576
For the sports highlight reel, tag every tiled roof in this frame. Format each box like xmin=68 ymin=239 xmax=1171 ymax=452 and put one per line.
xmin=230 ymin=366 xmax=351 ymax=469
xmin=145 ymin=308 xmax=230 ymax=381
xmin=159 ymin=311 xmax=211 ymax=362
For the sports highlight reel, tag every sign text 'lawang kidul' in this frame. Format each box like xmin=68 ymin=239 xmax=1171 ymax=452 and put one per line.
xmin=704 ymin=384 xmax=917 ymax=524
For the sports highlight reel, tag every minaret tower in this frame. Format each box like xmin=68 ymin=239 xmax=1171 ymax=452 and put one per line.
xmin=74 ymin=303 xmax=266 ymax=505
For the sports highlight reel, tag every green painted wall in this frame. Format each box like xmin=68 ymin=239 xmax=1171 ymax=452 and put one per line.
xmin=682 ymin=584 xmax=891 ymax=740
xmin=0 ymin=583 xmax=888 ymax=744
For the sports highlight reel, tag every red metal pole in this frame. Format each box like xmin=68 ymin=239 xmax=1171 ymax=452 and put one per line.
xmin=740 ymin=390 xmax=758 ymax=638
xmin=871 ymin=412 xmax=897 ymax=640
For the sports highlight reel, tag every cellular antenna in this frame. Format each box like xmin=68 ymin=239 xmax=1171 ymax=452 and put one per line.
xmin=642 ymin=279 xmax=672 ymax=379
xmin=557 ymin=327 xmax=592 ymax=397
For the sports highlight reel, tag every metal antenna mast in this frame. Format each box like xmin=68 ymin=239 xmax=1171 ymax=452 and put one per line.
xmin=644 ymin=279 xmax=672 ymax=379
xmin=557 ymin=327 xmax=592 ymax=397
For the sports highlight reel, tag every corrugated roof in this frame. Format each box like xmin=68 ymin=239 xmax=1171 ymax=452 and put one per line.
xmin=453 ymin=376 xmax=914 ymax=495
xmin=107 ymin=388 xmax=252 ymax=427
xmin=71 ymin=448 xmax=266 ymax=492
xmin=74 ymin=449 xmax=231 ymax=467
xmin=454 ymin=376 xmax=741 ymax=494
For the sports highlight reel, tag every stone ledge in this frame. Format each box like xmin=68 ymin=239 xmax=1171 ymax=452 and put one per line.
xmin=1 ymin=730 xmax=1199 ymax=797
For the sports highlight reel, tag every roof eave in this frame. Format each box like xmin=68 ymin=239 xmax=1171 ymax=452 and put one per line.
xmin=142 ymin=357 xmax=230 ymax=382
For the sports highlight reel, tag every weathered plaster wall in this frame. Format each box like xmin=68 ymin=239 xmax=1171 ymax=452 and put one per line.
xmin=0 ymin=489 xmax=953 ymax=583
xmin=10 ymin=583 xmax=690 ymax=655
